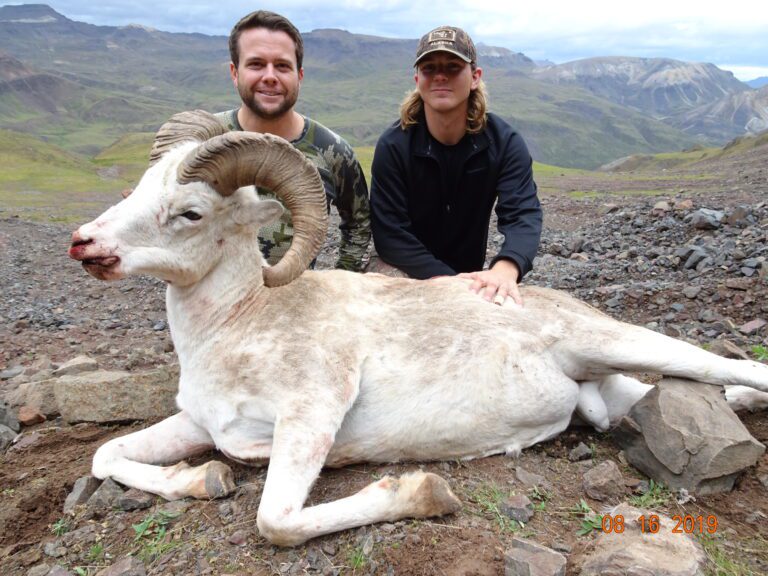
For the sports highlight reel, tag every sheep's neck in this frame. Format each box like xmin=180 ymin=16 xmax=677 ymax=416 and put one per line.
xmin=165 ymin=232 xmax=268 ymax=354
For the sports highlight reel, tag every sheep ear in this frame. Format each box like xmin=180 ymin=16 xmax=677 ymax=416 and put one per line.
xmin=233 ymin=198 xmax=284 ymax=227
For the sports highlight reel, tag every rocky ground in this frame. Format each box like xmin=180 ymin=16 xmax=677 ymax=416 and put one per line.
xmin=0 ymin=146 xmax=767 ymax=575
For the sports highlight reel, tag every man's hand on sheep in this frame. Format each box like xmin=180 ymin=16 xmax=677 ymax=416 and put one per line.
xmin=458 ymin=259 xmax=522 ymax=306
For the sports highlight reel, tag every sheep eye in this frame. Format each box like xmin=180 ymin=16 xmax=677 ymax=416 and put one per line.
xmin=180 ymin=210 xmax=202 ymax=221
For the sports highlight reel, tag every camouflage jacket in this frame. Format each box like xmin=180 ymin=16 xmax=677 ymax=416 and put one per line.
xmin=215 ymin=109 xmax=371 ymax=271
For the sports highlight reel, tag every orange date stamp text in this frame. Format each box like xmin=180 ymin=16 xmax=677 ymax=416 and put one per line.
xmin=601 ymin=514 xmax=718 ymax=534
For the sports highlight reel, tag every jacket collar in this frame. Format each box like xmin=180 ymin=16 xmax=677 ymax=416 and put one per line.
xmin=411 ymin=112 xmax=489 ymax=158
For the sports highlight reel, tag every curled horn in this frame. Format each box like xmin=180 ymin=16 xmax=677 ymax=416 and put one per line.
xmin=149 ymin=110 xmax=226 ymax=165
xmin=178 ymin=131 xmax=327 ymax=287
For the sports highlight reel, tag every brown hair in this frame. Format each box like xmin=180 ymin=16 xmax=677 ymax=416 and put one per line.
xmin=399 ymin=72 xmax=488 ymax=133
xmin=229 ymin=10 xmax=304 ymax=69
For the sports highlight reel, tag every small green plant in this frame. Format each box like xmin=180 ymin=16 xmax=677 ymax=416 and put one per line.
xmin=50 ymin=517 xmax=70 ymax=536
xmin=73 ymin=568 xmax=87 ymax=576
xmin=469 ymin=483 xmax=522 ymax=532
xmin=87 ymin=542 xmax=105 ymax=562
xmin=751 ymin=344 xmax=768 ymax=362
xmin=132 ymin=510 xmax=181 ymax=562
xmin=528 ymin=485 xmax=551 ymax=512
xmin=629 ymin=479 xmax=672 ymax=509
xmin=570 ymin=499 xmax=603 ymax=536
xmin=2 ymin=488 xmax=15 ymax=497
xmin=347 ymin=546 xmax=367 ymax=569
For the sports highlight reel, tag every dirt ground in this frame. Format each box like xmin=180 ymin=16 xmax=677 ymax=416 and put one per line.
xmin=1 ymin=143 xmax=767 ymax=575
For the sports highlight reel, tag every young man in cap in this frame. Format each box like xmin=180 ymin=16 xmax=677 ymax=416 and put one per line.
xmin=216 ymin=10 xmax=370 ymax=271
xmin=369 ymin=26 xmax=542 ymax=304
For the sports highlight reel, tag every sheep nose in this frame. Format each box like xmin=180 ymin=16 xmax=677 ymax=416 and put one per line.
xmin=70 ymin=230 xmax=91 ymax=247
xmin=69 ymin=231 xmax=92 ymax=259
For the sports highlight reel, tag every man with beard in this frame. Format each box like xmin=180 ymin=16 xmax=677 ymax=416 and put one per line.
xmin=215 ymin=10 xmax=370 ymax=271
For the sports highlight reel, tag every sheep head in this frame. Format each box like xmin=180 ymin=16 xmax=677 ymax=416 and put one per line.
xmin=69 ymin=110 xmax=327 ymax=287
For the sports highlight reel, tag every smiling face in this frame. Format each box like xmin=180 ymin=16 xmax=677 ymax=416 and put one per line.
xmin=230 ymin=27 xmax=303 ymax=121
xmin=414 ymin=52 xmax=482 ymax=117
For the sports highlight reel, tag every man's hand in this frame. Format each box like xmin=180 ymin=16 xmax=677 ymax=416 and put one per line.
xmin=458 ymin=259 xmax=523 ymax=306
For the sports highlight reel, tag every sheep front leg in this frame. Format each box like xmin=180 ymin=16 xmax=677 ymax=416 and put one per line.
xmin=92 ymin=411 xmax=235 ymax=500
xmin=256 ymin=419 xmax=461 ymax=546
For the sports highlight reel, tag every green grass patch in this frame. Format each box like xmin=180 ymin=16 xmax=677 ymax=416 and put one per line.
xmin=132 ymin=510 xmax=182 ymax=563
xmin=468 ymin=482 xmax=522 ymax=532
xmin=699 ymin=533 xmax=763 ymax=576
xmin=628 ymin=480 xmax=673 ymax=508
xmin=751 ymin=345 xmax=768 ymax=362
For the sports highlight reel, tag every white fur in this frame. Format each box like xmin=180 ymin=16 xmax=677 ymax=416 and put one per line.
xmin=69 ymin=143 xmax=768 ymax=546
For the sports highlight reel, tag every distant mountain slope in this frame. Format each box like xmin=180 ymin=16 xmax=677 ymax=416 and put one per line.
xmin=0 ymin=3 xmax=753 ymax=168
xmin=747 ymin=77 xmax=768 ymax=89
xmin=599 ymin=130 xmax=768 ymax=172
xmin=676 ymin=85 xmax=768 ymax=139
xmin=532 ymin=57 xmax=749 ymax=117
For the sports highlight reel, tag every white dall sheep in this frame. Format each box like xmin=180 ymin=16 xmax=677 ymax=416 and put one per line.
xmin=69 ymin=111 xmax=768 ymax=546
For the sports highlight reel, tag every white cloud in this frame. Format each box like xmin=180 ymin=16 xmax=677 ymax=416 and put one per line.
xmin=18 ymin=1 xmax=768 ymax=80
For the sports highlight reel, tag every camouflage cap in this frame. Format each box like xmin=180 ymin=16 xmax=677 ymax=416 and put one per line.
xmin=414 ymin=25 xmax=477 ymax=66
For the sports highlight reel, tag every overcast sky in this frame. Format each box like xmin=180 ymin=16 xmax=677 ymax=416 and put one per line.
xmin=10 ymin=1 xmax=768 ymax=80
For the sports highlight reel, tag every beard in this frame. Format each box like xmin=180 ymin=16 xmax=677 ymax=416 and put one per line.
xmin=238 ymin=80 xmax=300 ymax=121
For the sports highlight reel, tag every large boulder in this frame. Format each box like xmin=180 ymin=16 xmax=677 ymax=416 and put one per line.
xmin=54 ymin=367 xmax=179 ymax=424
xmin=614 ymin=378 xmax=765 ymax=494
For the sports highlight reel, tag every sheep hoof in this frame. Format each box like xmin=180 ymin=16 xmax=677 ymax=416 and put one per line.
xmin=204 ymin=460 xmax=236 ymax=499
xmin=413 ymin=472 xmax=462 ymax=517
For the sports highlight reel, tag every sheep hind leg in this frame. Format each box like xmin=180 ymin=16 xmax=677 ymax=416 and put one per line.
xmin=567 ymin=322 xmax=768 ymax=393
xmin=91 ymin=411 xmax=235 ymax=501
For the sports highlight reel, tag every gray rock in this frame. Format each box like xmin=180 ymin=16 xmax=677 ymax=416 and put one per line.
xmin=582 ymin=461 xmax=626 ymax=502
xmin=0 ymin=401 xmax=20 ymax=431
xmin=614 ymin=378 xmax=766 ymax=494
xmin=25 ymin=565 xmax=51 ymax=576
xmin=43 ymin=540 xmax=66 ymax=558
xmin=682 ymin=286 xmax=701 ymax=299
xmin=515 ymin=467 xmax=552 ymax=491
xmin=708 ymin=340 xmax=750 ymax=360
xmin=94 ymin=556 xmax=147 ymax=576
xmin=48 ymin=567 xmax=73 ymax=576
xmin=228 ymin=529 xmax=249 ymax=546
xmin=0 ymin=423 xmax=17 ymax=451
xmin=739 ymin=318 xmax=766 ymax=335
xmin=569 ymin=442 xmax=592 ymax=462
xmin=690 ymin=208 xmax=724 ymax=230
xmin=0 ymin=365 xmax=24 ymax=380
xmin=5 ymin=380 xmax=58 ymax=418
xmin=117 ymin=488 xmax=155 ymax=511
xmin=500 ymin=494 xmax=534 ymax=523
xmin=575 ymin=503 xmax=707 ymax=576
xmin=54 ymin=367 xmax=179 ymax=424
xmin=505 ymin=538 xmax=566 ymax=576
xmin=683 ymin=247 xmax=708 ymax=269
xmin=86 ymin=477 xmax=124 ymax=512
xmin=64 ymin=476 xmax=101 ymax=514
xmin=61 ymin=524 xmax=97 ymax=547
xmin=52 ymin=355 xmax=99 ymax=377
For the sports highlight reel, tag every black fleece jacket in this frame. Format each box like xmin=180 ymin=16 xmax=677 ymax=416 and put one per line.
xmin=370 ymin=113 xmax=543 ymax=279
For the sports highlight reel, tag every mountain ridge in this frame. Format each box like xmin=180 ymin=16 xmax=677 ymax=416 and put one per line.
xmin=0 ymin=3 xmax=764 ymax=168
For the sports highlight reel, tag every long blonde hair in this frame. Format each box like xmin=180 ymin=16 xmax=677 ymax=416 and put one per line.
xmin=399 ymin=76 xmax=488 ymax=134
